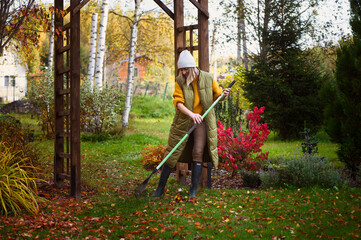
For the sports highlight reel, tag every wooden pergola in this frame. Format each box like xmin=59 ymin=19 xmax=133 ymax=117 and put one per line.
xmin=53 ymin=0 xmax=210 ymax=198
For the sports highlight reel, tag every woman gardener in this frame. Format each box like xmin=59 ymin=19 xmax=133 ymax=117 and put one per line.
xmin=152 ymin=50 xmax=230 ymax=198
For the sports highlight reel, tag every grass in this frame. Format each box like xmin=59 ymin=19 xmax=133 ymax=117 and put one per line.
xmin=0 ymin=107 xmax=360 ymax=239
xmin=126 ymin=116 xmax=172 ymax=141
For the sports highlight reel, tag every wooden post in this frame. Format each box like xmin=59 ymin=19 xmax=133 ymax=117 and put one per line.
xmin=198 ymin=0 xmax=210 ymax=187
xmin=174 ymin=0 xmax=190 ymax=185
xmin=176 ymin=163 xmax=188 ymax=185
xmin=174 ymin=0 xmax=185 ymax=74
xmin=70 ymin=0 xmax=81 ymax=199
xmin=198 ymin=0 xmax=209 ymax=71
xmin=54 ymin=0 xmax=64 ymax=189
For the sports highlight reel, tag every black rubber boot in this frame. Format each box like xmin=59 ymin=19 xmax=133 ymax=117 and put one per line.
xmin=152 ymin=164 xmax=172 ymax=197
xmin=189 ymin=162 xmax=203 ymax=198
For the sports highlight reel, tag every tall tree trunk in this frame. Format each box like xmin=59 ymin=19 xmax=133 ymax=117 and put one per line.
xmin=122 ymin=0 xmax=140 ymax=128
xmin=48 ymin=12 xmax=54 ymax=69
xmin=94 ymin=0 xmax=109 ymax=90
xmin=237 ymin=0 xmax=248 ymax=70
xmin=237 ymin=0 xmax=242 ymax=63
xmin=210 ymin=20 xmax=218 ymax=80
xmin=240 ymin=0 xmax=248 ymax=70
xmin=260 ymin=0 xmax=271 ymax=62
xmin=88 ymin=13 xmax=98 ymax=90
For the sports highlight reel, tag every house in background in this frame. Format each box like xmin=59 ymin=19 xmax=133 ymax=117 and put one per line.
xmin=0 ymin=48 xmax=27 ymax=103
xmin=107 ymin=54 xmax=151 ymax=86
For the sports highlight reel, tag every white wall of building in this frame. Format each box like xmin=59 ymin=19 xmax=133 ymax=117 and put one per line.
xmin=0 ymin=48 xmax=27 ymax=103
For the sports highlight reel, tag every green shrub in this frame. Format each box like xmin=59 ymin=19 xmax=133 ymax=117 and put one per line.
xmin=0 ymin=114 xmax=40 ymax=169
xmin=260 ymin=155 xmax=343 ymax=188
xmin=0 ymin=114 xmax=23 ymax=148
xmin=0 ymin=143 xmax=42 ymax=215
xmin=259 ymin=169 xmax=282 ymax=188
xmin=260 ymin=157 xmax=287 ymax=188
xmin=81 ymin=82 xmax=125 ymax=134
xmin=320 ymin=1 xmax=361 ymax=179
xmin=215 ymin=90 xmax=243 ymax=136
xmin=240 ymin=170 xmax=261 ymax=188
xmin=26 ymin=68 xmax=55 ymax=138
xmin=300 ymin=126 xmax=319 ymax=155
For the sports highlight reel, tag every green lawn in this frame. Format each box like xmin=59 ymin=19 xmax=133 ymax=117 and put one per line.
xmin=0 ymin=114 xmax=360 ymax=239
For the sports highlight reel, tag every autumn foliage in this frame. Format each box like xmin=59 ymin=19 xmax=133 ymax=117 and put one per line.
xmin=217 ymin=106 xmax=270 ymax=176
xmin=141 ymin=145 xmax=166 ymax=170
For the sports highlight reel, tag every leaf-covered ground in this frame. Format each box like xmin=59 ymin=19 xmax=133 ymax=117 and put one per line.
xmin=0 ymin=134 xmax=360 ymax=239
xmin=1 ymin=172 xmax=360 ymax=239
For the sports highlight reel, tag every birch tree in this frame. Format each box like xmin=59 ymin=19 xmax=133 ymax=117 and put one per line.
xmin=220 ymin=0 xmax=249 ymax=69
xmin=47 ymin=12 xmax=54 ymax=69
xmin=122 ymin=0 xmax=141 ymax=128
xmin=94 ymin=0 xmax=109 ymax=90
xmin=87 ymin=12 xmax=98 ymax=90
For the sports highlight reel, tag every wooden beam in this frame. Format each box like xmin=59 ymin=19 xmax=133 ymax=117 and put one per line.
xmin=65 ymin=0 xmax=90 ymax=16
xmin=153 ymin=0 xmax=174 ymax=19
xmin=177 ymin=24 xmax=198 ymax=32
xmin=177 ymin=46 xmax=198 ymax=53
xmin=174 ymin=0 xmax=185 ymax=73
xmin=188 ymin=0 xmax=209 ymax=18
xmin=54 ymin=0 xmax=65 ymax=189
xmin=70 ymin=0 xmax=81 ymax=199
xmin=190 ymin=27 xmax=194 ymax=55
xmin=198 ymin=0 xmax=209 ymax=71
xmin=57 ymin=173 xmax=71 ymax=180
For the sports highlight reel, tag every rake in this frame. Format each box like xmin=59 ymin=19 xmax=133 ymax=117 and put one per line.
xmin=134 ymin=80 xmax=236 ymax=196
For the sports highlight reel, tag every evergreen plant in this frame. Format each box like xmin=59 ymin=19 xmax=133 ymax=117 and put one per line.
xmin=242 ymin=0 xmax=325 ymax=139
xmin=321 ymin=0 xmax=361 ymax=179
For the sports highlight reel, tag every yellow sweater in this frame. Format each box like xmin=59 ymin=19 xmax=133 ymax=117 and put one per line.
xmin=173 ymin=75 xmax=223 ymax=114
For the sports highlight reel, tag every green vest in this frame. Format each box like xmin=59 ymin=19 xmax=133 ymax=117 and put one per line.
xmin=164 ymin=70 xmax=219 ymax=169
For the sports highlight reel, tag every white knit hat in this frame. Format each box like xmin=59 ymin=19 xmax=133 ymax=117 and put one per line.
xmin=177 ymin=50 xmax=196 ymax=69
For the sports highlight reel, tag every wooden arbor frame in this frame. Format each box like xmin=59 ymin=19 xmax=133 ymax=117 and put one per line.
xmin=53 ymin=0 xmax=210 ymax=198
xmin=53 ymin=0 xmax=89 ymax=198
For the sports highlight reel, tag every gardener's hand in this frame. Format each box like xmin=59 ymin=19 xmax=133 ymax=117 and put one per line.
xmin=220 ymin=88 xmax=231 ymax=101
xmin=223 ymin=88 xmax=231 ymax=97
xmin=191 ymin=113 xmax=203 ymax=124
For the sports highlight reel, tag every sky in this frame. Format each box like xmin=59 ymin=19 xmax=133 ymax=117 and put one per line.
xmin=120 ymin=0 xmax=352 ymax=58
xmin=38 ymin=0 xmax=352 ymax=58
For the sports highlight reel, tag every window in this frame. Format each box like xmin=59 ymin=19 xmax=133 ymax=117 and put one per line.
xmin=134 ymin=67 xmax=139 ymax=78
xmin=10 ymin=76 xmax=15 ymax=86
xmin=4 ymin=76 xmax=9 ymax=86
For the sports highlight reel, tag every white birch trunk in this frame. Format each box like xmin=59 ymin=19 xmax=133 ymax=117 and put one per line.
xmin=88 ymin=13 xmax=98 ymax=90
xmin=94 ymin=0 xmax=109 ymax=90
xmin=122 ymin=0 xmax=140 ymax=128
xmin=48 ymin=12 xmax=54 ymax=69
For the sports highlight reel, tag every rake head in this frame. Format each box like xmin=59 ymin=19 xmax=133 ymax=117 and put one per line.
xmin=134 ymin=169 xmax=157 ymax=197
xmin=134 ymin=178 xmax=150 ymax=196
